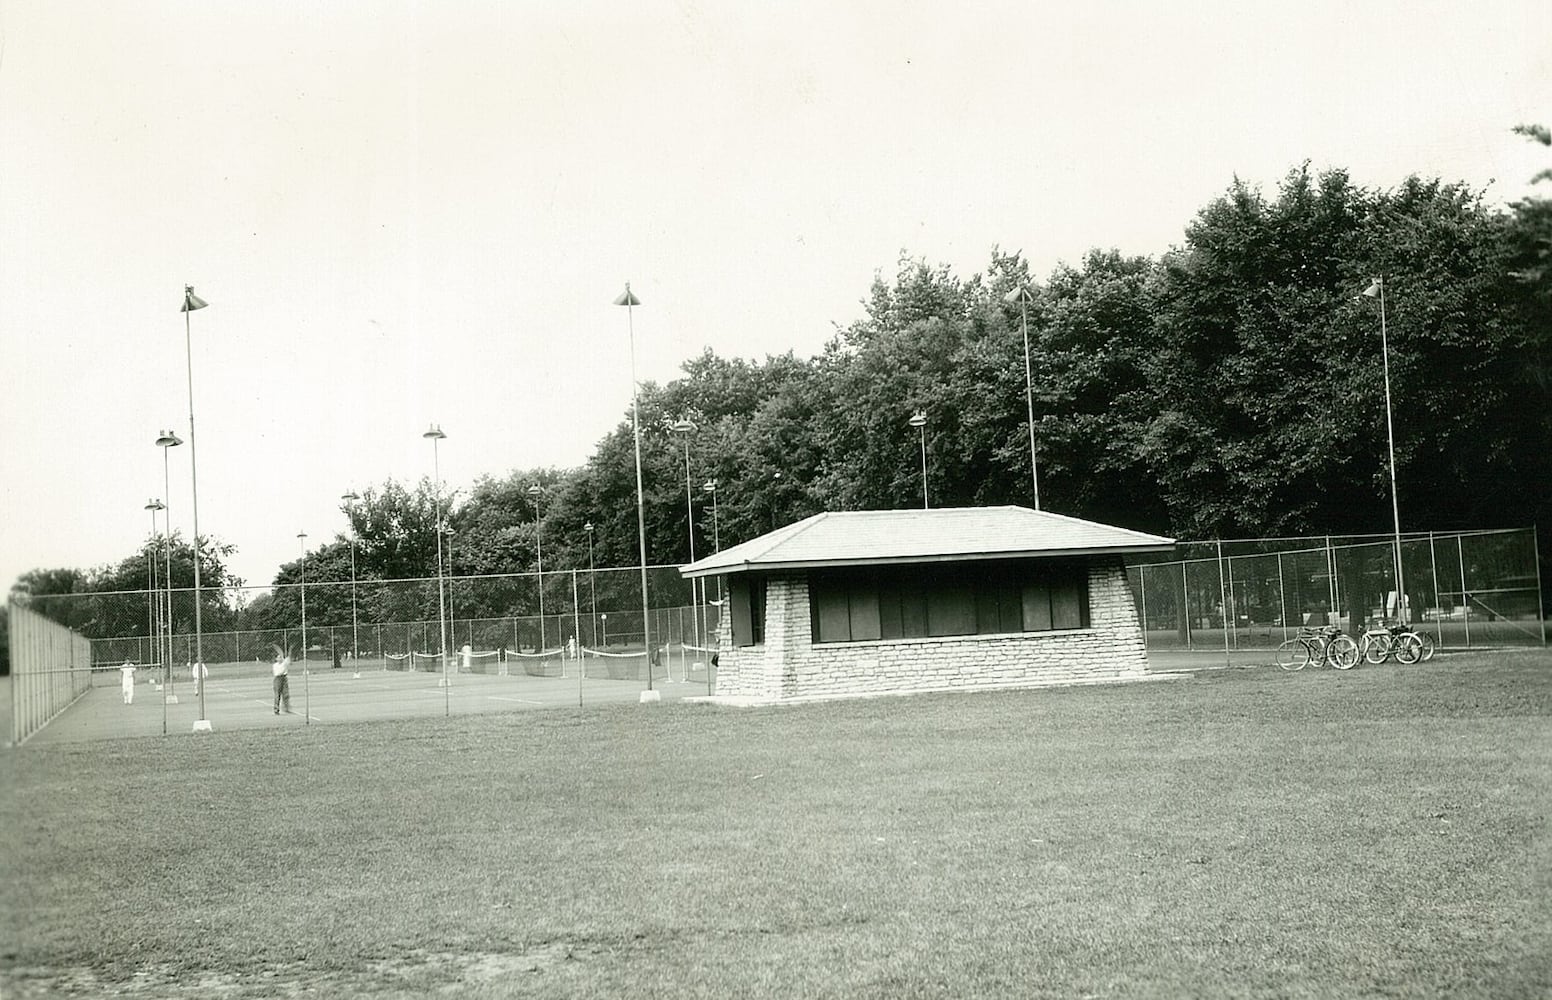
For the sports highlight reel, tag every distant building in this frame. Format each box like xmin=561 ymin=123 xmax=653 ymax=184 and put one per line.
xmin=681 ymin=506 xmax=1174 ymax=704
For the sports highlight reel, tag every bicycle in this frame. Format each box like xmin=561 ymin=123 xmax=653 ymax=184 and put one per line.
xmin=1275 ymin=624 xmax=1359 ymax=671
xmin=1357 ymin=621 xmax=1437 ymax=664
xmin=1359 ymin=622 xmax=1404 ymax=664
xmin=1392 ymin=624 xmax=1437 ymax=664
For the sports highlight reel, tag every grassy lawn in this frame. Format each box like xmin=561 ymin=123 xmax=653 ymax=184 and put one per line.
xmin=3 ymin=650 xmax=1549 ymax=998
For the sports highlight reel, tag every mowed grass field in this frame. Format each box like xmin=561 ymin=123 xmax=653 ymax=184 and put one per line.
xmin=3 ymin=651 xmax=1549 ymax=999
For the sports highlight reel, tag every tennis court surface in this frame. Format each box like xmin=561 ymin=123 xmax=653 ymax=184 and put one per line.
xmin=25 ymin=655 xmax=713 ymax=745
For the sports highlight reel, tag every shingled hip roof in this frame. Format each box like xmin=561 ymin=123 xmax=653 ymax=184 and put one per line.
xmin=680 ymin=506 xmax=1175 ymax=578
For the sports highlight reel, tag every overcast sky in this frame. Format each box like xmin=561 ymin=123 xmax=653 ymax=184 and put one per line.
xmin=2 ymin=0 xmax=1547 ymax=595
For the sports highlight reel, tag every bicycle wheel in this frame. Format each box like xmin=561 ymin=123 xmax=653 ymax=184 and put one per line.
xmin=1394 ymin=633 xmax=1422 ymax=664
xmin=1415 ymin=631 xmax=1437 ymax=662
xmin=1361 ymin=633 xmax=1392 ymax=664
xmin=1328 ymin=634 xmax=1360 ymax=670
xmin=1275 ymin=639 xmax=1309 ymax=671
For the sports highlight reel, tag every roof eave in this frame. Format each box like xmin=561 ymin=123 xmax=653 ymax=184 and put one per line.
xmin=680 ymin=543 xmax=1176 ymax=578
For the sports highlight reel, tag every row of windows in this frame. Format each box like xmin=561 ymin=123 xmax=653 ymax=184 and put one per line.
xmin=810 ymin=562 xmax=1089 ymax=643
xmin=726 ymin=561 xmax=1091 ymax=647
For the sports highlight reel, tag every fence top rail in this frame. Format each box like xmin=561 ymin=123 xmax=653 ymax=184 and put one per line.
xmin=1139 ymin=527 xmax=1535 ymax=569
xmin=19 ymin=562 xmax=698 ymax=600
xmin=20 ymin=531 xmax=1528 ymax=599
xmin=1167 ymin=527 xmax=1530 ymax=548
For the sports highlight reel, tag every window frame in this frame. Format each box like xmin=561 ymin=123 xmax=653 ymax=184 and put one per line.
xmin=729 ymin=574 xmax=768 ymax=647
xmin=808 ymin=559 xmax=1091 ymax=644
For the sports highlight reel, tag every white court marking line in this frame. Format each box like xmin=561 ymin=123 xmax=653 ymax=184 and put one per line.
xmin=487 ymin=696 xmax=546 ymax=705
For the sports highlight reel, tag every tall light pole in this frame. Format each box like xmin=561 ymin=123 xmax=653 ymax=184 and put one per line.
xmin=145 ymin=498 xmax=166 ymax=735
xmin=1363 ymin=276 xmax=1407 ymax=623
xmin=143 ymin=500 xmax=162 ymax=669
xmin=672 ymin=419 xmax=698 ymax=651
xmin=702 ymin=480 xmax=721 ymax=553
xmin=614 ymin=283 xmax=655 ymax=691
xmin=444 ymin=525 xmax=458 ymax=650
xmin=341 ymin=491 xmax=361 ymax=658
xmin=155 ymin=430 xmax=182 ymax=707
xmin=179 ymin=286 xmax=210 ymax=727
xmin=423 ymin=424 xmax=450 ymax=712
xmin=909 ymin=410 xmax=928 ymax=509
xmin=298 ymin=531 xmax=311 ymax=724
xmin=1002 ymin=285 xmax=1042 ymax=509
xmin=528 ymin=484 xmax=546 ymax=652
xmin=703 ymin=479 xmax=723 ymax=652
xmin=583 ymin=521 xmax=598 ymax=647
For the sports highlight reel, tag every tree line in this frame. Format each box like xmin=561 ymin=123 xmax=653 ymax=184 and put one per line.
xmin=7 ymin=155 xmax=1550 ymax=661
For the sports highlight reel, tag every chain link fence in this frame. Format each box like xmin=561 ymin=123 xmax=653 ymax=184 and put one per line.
xmin=8 ymin=530 xmax=1542 ymax=743
xmin=1128 ymin=527 xmax=1545 ymax=652
xmin=8 ymin=603 xmax=93 ymax=745
xmin=10 ymin=562 xmax=729 ymax=743
xmin=13 ymin=532 xmax=1542 ymax=666
xmin=15 ymin=564 xmax=722 ymax=670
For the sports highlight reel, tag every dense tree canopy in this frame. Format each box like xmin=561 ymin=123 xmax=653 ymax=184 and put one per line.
xmin=11 ymin=155 xmax=1550 ymax=634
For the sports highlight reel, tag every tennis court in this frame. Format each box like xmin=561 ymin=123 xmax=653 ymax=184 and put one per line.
xmin=25 ymin=654 xmax=714 ymax=746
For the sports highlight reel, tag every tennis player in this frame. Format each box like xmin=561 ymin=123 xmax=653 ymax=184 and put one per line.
xmin=271 ymin=648 xmax=292 ymax=714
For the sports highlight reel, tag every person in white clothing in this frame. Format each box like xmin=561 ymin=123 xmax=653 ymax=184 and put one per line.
xmin=271 ymin=648 xmax=292 ymax=714
xmin=191 ymin=660 xmax=209 ymax=695
xmin=119 ymin=661 xmax=136 ymax=704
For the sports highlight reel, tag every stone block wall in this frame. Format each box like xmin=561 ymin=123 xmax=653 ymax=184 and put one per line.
xmin=709 ymin=559 xmax=1148 ymax=703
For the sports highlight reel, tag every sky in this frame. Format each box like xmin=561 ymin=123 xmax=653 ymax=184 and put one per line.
xmin=2 ymin=0 xmax=1548 ymax=596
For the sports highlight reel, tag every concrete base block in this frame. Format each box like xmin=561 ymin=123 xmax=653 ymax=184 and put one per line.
xmin=191 ymin=719 xmax=213 ymax=733
xmin=639 ymin=690 xmax=662 ymax=704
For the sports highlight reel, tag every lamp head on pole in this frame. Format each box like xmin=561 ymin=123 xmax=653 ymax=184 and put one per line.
xmin=672 ymin=419 xmax=696 ymax=435
xmin=341 ymin=490 xmax=360 ymax=503
xmin=909 ymin=410 xmax=927 ymax=429
xmin=181 ymin=286 xmax=208 ymax=313
xmin=1002 ymin=285 xmax=1034 ymax=305
xmin=155 ymin=429 xmax=183 ymax=448
xmin=613 ymin=283 xmax=641 ymax=307
xmin=702 ymin=479 xmax=716 ymax=494
xmin=1362 ymin=277 xmax=1382 ymax=299
xmin=527 ymin=484 xmax=543 ymax=500
xmin=584 ymin=521 xmax=593 ymax=534
xmin=423 ymin=424 xmax=446 ymax=441
xmin=145 ymin=498 xmax=165 ymax=512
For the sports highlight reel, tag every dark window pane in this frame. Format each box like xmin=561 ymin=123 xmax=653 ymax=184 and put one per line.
xmin=878 ymin=582 xmax=904 ymax=639
xmin=977 ymin=565 xmax=1019 ymax=635
xmin=900 ymin=585 xmax=928 ymax=637
xmin=975 ymin=586 xmax=1002 ymax=635
xmin=1022 ymin=581 xmax=1053 ymax=632
xmin=730 ymin=578 xmax=753 ymax=646
xmin=1052 ymin=580 xmax=1084 ymax=630
xmin=849 ymin=587 xmax=881 ymax=641
xmin=813 ymin=582 xmax=851 ymax=643
xmin=997 ymin=580 xmax=1023 ymax=633
xmin=928 ymin=582 xmax=976 ymax=637
xmin=751 ymin=578 xmax=766 ymax=645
